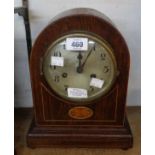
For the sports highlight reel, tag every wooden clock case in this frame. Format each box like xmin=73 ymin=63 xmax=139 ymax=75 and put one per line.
xmin=27 ymin=8 xmax=133 ymax=149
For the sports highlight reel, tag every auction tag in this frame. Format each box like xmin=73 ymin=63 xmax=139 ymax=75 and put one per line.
xmin=90 ymin=78 xmax=104 ymax=88
xmin=66 ymin=38 xmax=88 ymax=51
xmin=67 ymin=88 xmax=88 ymax=98
xmin=51 ymin=56 xmax=64 ymax=67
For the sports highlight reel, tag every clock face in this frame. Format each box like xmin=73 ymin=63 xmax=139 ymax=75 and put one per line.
xmin=42 ymin=33 xmax=117 ymax=102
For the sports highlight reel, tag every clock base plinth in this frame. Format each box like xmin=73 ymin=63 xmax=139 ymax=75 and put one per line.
xmin=27 ymin=117 xmax=133 ymax=149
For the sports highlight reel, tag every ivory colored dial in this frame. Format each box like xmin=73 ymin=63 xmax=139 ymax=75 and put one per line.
xmin=42 ymin=33 xmax=117 ymax=102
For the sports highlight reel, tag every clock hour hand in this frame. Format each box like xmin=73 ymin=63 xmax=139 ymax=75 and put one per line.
xmin=76 ymin=51 xmax=83 ymax=73
xmin=76 ymin=46 xmax=94 ymax=73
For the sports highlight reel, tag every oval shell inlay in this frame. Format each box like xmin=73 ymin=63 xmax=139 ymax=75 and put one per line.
xmin=68 ymin=106 xmax=93 ymax=119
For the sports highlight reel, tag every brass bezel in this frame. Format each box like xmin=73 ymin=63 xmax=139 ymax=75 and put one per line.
xmin=42 ymin=32 xmax=118 ymax=103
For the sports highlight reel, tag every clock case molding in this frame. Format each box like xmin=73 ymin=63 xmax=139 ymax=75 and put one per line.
xmin=27 ymin=8 xmax=133 ymax=149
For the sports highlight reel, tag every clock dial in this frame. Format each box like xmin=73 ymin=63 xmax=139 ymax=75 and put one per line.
xmin=43 ymin=33 xmax=117 ymax=102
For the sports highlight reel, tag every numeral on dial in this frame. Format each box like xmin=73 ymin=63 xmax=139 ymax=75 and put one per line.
xmin=90 ymin=74 xmax=96 ymax=78
xmin=50 ymin=64 xmax=56 ymax=70
xmin=54 ymin=75 xmax=60 ymax=82
xmin=54 ymin=52 xmax=57 ymax=56
xmin=103 ymin=66 xmax=110 ymax=73
xmin=101 ymin=53 xmax=106 ymax=60
xmin=89 ymin=86 xmax=94 ymax=92
xmin=49 ymin=64 xmax=57 ymax=70
xmin=54 ymin=51 xmax=61 ymax=57
xmin=64 ymin=85 xmax=68 ymax=91
xmin=52 ymin=51 xmax=62 ymax=70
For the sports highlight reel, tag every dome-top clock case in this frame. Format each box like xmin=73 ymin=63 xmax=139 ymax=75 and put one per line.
xmin=27 ymin=8 xmax=133 ymax=149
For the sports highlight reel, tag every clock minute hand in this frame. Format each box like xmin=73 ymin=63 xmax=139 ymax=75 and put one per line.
xmin=81 ymin=46 xmax=94 ymax=68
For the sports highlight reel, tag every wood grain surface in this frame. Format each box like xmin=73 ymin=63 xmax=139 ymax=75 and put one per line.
xmin=15 ymin=107 xmax=141 ymax=155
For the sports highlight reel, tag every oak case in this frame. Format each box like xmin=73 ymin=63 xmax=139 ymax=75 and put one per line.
xmin=27 ymin=8 xmax=133 ymax=149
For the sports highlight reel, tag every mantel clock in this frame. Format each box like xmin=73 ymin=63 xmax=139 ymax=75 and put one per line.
xmin=27 ymin=8 xmax=133 ymax=149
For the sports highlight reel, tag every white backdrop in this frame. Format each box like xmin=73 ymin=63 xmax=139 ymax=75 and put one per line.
xmin=14 ymin=0 xmax=141 ymax=107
